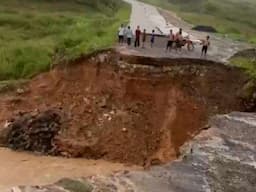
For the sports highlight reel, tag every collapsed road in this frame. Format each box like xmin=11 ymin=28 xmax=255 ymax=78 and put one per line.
xmin=0 ymin=0 xmax=255 ymax=191
xmin=0 ymin=50 xmax=255 ymax=191
xmin=0 ymin=51 xmax=252 ymax=165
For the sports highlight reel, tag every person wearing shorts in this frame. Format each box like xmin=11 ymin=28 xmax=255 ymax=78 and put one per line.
xmin=166 ymin=29 xmax=174 ymax=52
xmin=201 ymin=35 xmax=210 ymax=57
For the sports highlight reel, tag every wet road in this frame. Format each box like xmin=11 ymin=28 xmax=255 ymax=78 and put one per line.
xmin=121 ymin=0 xmax=250 ymax=62
xmin=123 ymin=0 xmax=189 ymax=37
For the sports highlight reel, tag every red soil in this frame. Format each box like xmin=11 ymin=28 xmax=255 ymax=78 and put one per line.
xmin=0 ymin=51 xmax=248 ymax=166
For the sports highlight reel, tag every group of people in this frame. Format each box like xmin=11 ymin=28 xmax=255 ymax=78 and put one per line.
xmin=165 ymin=28 xmax=211 ymax=57
xmin=118 ymin=24 xmax=156 ymax=48
xmin=118 ymin=24 xmax=211 ymax=57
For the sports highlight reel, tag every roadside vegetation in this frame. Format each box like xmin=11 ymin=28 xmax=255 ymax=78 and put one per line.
xmin=140 ymin=0 xmax=256 ymax=44
xmin=230 ymin=50 xmax=256 ymax=79
xmin=0 ymin=0 xmax=130 ymax=80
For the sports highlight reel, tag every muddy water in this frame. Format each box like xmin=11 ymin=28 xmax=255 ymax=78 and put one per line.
xmin=0 ymin=148 xmax=138 ymax=189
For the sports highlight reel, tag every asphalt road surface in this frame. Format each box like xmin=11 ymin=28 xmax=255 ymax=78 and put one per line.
xmin=121 ymin=0 xmax=250 ymax=62
xmin=123 ymin=0 xmax=189 ymax=36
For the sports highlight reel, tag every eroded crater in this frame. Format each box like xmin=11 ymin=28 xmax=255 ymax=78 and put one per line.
xmin=0 ymin=50 xmax=252 ymax=166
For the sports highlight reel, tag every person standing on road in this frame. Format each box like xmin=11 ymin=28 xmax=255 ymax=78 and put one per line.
xmin=166 ymin=29 xmax=174 ymax=52
xmin=134 ymin=26 xmax=141 ymax=47
xmin=175 ymin=28 xmax=183 ymax=52
xmin=126 ymin=26 xmax=133 ymax=46
xmin=118 ymin=24 xmax=125 ymax=44
xmin=150 ymin=30 xmax=155 ymax=48
xmin=142 ymin=29 xmax=147 ymax=48
xmin=201 ymin=35 xmax=210 ymax=58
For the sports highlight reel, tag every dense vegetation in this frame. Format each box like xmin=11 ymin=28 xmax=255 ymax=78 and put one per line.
xmin=0 ymin=0 xmax=130 ymax=80
xmin=140 ymin=0 xmax=256 ymax=44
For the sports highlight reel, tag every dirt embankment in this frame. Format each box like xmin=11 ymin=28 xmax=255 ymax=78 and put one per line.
xmin=0 ymin=50 xmax=251 ymax=166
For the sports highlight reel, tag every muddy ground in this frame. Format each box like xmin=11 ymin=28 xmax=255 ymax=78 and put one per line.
xmin=0 ymin=50 xmax=251 ymax=167
xmin=0 ymin=147 xmax=135 ymax=189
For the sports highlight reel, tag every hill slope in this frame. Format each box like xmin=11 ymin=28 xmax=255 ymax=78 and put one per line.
xmin=140 ymin=0 xmax=256 ymax=44
xmin=0 ymin=0 xmax=130 ymax=80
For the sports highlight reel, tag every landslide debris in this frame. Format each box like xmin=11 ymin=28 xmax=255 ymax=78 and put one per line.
xmin=6 ymin=109 xmax=63 ymax=155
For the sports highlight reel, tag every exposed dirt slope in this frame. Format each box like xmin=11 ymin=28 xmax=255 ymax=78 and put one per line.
xmin=0 ymin=51 xmax=249 ymax=166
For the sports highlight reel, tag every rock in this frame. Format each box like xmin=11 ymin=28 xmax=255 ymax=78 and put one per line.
xmin=5 ymin=109 xmax=63 ymax=155
xmin=83 ymin=97 xmax=90 ymax=106
xmin=38 ymin=83 xmax=47 ymax=89
xmin=98 ymin=54 xmax=107 ymax=63
xmin=16 ymin=88 xmax=25 ymax=94
xmin=103 ymin=113 xmax=109 ymax=118
xmin=56 ymin=178 xmax=93 ymax=192
xmin=98 ymin=98 xmax=107 ymax=108
xmin=110 ymin=110 xmax=115 ymax=115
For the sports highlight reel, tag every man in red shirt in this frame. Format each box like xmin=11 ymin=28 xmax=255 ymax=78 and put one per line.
xmin=134 ymin=25 xmax=141 ymax=47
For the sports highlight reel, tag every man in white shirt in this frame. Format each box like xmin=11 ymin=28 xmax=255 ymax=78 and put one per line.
xmin=118 ymin=24 xmax=125 ymax=44
xmin=125 ymin=26 xmax=133 ymax=46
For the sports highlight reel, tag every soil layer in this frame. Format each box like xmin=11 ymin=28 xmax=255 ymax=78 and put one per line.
xmin=0 ymin=51 xmax=249 ymax=166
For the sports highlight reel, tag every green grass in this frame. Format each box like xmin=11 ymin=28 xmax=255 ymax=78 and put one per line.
xmin=0 ymin=0 xmax=130 ymax=80
xmin=140 ymin=0 xmax=256 ymax=44
xmin=230 ymin=57 xmax=256 ymax=79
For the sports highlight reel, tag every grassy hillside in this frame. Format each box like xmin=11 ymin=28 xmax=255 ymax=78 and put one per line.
xmin=0 ymin=0 xmax=130 ymax=80
xmin=140 ymin=0 xmax=256 ymax=44
xmin=230 ymin=49 xmax=256 ymax=79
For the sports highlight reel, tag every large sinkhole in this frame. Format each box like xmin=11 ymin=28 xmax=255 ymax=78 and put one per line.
xmin=0 ymin=50 xmax=252 ymax=166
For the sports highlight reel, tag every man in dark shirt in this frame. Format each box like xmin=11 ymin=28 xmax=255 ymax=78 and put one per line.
xmin=142 ymin=29 xmax=147 ymax=48
xmin=134 ymin=25 xmax=141 ymax=47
